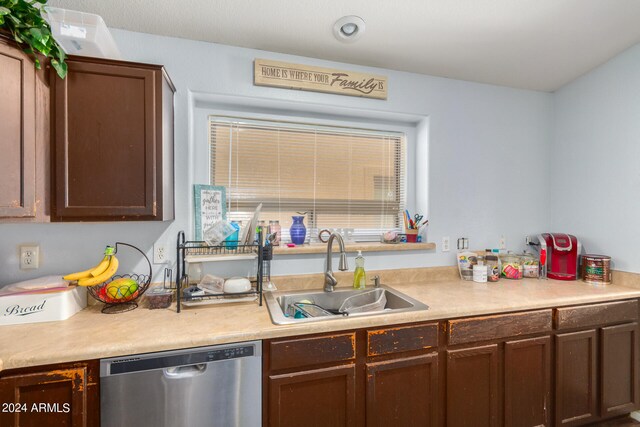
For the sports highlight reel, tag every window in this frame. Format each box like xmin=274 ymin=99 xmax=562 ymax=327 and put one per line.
xmin=209 ymin=116 xmax=406 ymax=241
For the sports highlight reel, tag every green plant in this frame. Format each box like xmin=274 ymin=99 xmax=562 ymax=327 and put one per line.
xmin=0 ymin=0 xmax=66 ymax=78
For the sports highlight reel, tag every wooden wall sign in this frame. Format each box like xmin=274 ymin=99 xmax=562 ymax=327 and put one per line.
xmin=254 ymin=58 xmax=387 ymax=100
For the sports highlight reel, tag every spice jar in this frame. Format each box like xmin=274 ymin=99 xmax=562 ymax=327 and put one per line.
xmin=485 ymin=252 xmax=500 ymax=282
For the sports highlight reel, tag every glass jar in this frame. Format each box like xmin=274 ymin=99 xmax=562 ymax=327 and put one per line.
xmin=521 ymin=254 xmax=539 ymax=278
xmin=268 ymin=220 xmax=281 ymax=246
xmin=485 ymin=252 xmax=500 ymax=282
xmin=500 ymin=254 xmax=523 ymax=280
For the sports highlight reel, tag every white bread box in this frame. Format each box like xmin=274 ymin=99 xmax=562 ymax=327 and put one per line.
xmin=0 ymin=276 xmax=87 ymax=326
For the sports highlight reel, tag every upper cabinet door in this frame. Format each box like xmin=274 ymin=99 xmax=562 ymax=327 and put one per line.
xmin=0 ymin=39 xmax=36 ymax=218
xmin=52 ymin=57 xmax=174 ymax=221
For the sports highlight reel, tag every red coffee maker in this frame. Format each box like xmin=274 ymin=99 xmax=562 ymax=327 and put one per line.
xmin=537 ymin=233 xmax=582 ymax=280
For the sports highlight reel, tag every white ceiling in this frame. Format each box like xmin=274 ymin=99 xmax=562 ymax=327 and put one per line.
xmin=48 ymin=0 xmax=640 ymax=92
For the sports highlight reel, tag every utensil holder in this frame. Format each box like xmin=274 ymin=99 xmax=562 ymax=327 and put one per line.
xmin=405 ymin=229 xmax=419 ymax=243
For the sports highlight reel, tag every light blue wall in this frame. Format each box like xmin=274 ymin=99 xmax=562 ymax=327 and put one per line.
xmin=0 ymin=29 xmax=553 ymax=286
xmin=552 ymin=43 xmax=640 ymax=273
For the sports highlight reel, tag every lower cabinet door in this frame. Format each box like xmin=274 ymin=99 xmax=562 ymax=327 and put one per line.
xmin=365 ymin=353 xmax=438 ymax=427
xmin=0 ymin=364 xmax=98 ymax=427
xmin=446 ymin=344 xmax=498 ymax=427
xmin=555 ymin=330 xmax=598 ymax=426
xmin=600 ymin=322 xmax=639 ymax=417
xmin=504 ymin=336 xmax=551 ymax=427
xmin=268 ymin=364 xmax=356 ymax=427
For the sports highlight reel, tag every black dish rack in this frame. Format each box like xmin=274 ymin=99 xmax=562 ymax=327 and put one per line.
xmin=176 ymin=230 xmax=264 ymax=313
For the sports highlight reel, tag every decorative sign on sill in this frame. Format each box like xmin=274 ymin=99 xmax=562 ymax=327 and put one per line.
xmin=254 ymin=58 xmax=387 ymax=100
xmin=193 ymin=184 xmax=226 ymax=241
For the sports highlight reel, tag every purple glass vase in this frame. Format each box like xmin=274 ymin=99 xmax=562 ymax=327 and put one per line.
xmin=289 ymin=216 xmax=306 ymax=245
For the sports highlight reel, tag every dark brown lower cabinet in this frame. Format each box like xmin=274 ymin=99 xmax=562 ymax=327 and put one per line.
xmin=0 ymin=360 xmax=99 ymax=427
xmin=504 ymin=336 xmax=551 ymax=427
xmin=600 ymin=322 xmax=639 ymax=417
xmin=262 ymin=301 xmax=639 ymax=427
xmin=446 ymin=344 xmax=499 ymax=427
xmin=555 ymin=329 xmax=598 ymax=426
xmin=365 ymin=353 xmax=438 ymax=427
xmin=268 ymin=364 xmax=356 ymax=427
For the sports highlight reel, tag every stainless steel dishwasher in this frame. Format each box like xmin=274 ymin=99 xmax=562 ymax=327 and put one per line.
xmin=100 ymin=341 xmax=261 ymax=427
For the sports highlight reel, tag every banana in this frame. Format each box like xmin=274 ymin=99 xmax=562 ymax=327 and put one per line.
xmin=63 ymin=246 xmax=116 ymax=282
xmin=78 ymin=256 xmax=119 ymax=287
xmin=90 ymin=255 xmax=111 ymax=277
xmin=63 ymin=268 xmax=94 ymax=282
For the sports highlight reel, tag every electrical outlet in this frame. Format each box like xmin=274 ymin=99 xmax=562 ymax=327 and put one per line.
xmin=20 ymin=245 xmax=39 ymax=270
xmin=499 ymin=235 xmax=507 ymax=250
xmin=525 ymin=235 xmax=532 ymax=245
xmin=154 ymin=243 xmax=168 ymax=264
xmin=442 ymin=236 xmax=450 ymax=252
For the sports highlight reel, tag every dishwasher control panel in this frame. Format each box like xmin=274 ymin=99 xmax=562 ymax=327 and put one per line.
xmin=207 ymin=345 xmax=254 ymax=361
xmin=101 ymin=341 xmax=260 ymax=376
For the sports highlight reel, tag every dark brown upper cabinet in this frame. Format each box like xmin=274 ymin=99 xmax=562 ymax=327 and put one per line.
xmin=51 ymin=56 xmax=175 ymax=221
xmin=0 ymin=35 xmax=49 ymax=222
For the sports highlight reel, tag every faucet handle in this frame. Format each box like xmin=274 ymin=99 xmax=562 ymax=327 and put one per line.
xmin=371 ymin=275 xmax=380 ymax=288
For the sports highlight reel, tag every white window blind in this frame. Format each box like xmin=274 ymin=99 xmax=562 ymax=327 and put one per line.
xmin=209 ymin=116 xmax=406 ymax=242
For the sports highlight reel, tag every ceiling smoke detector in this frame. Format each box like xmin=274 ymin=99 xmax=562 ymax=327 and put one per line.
xmin=333 ymin=15 xmax=365 ymax=43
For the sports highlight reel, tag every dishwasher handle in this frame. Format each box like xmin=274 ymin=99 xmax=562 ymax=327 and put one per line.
xmin=163 ymin=363 xmax=207 ymax=379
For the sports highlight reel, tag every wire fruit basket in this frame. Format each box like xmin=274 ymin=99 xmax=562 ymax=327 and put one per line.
xmin=87 ymin=242 xmax=152 ymax=314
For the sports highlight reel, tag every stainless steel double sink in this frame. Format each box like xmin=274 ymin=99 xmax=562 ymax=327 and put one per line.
xmin=264 ymin=285 xmax=429 ymax=325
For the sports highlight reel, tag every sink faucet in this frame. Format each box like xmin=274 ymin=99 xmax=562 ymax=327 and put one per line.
xmin=324 ymin=232 xmax=348 ymax=292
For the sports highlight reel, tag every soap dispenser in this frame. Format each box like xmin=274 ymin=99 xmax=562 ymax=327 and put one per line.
xmin=353 ymin=251 xmax=366 ymax=290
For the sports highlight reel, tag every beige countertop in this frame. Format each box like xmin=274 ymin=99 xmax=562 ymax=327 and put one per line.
xmin=1 ymin=277 xmax=640 ymax=372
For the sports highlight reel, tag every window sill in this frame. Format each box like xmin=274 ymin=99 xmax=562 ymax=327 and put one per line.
xmin=272 ymin=241 xmax=436 ymax=255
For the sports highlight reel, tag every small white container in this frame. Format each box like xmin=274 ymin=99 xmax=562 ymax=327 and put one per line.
xmin=44 ymin=7 xmax=122 ymax=59
xmin=473 ymin=264 xmax=488 ymax=283
xmin=223 ymin=277 xmax=252 ymax=294
xmin=0 ymin=286 xmax=86 ymax=326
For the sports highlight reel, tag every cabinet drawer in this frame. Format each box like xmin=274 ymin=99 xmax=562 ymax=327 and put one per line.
xmin=269 ymin=332 xmax=356 ymax=371
xmin=448 ymin=309 xmax=552 ymax=345
xmin=367 ymin=323 xmax=438 ymax=356
xmin=555 ymin=300 xmax=638 ymax=330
